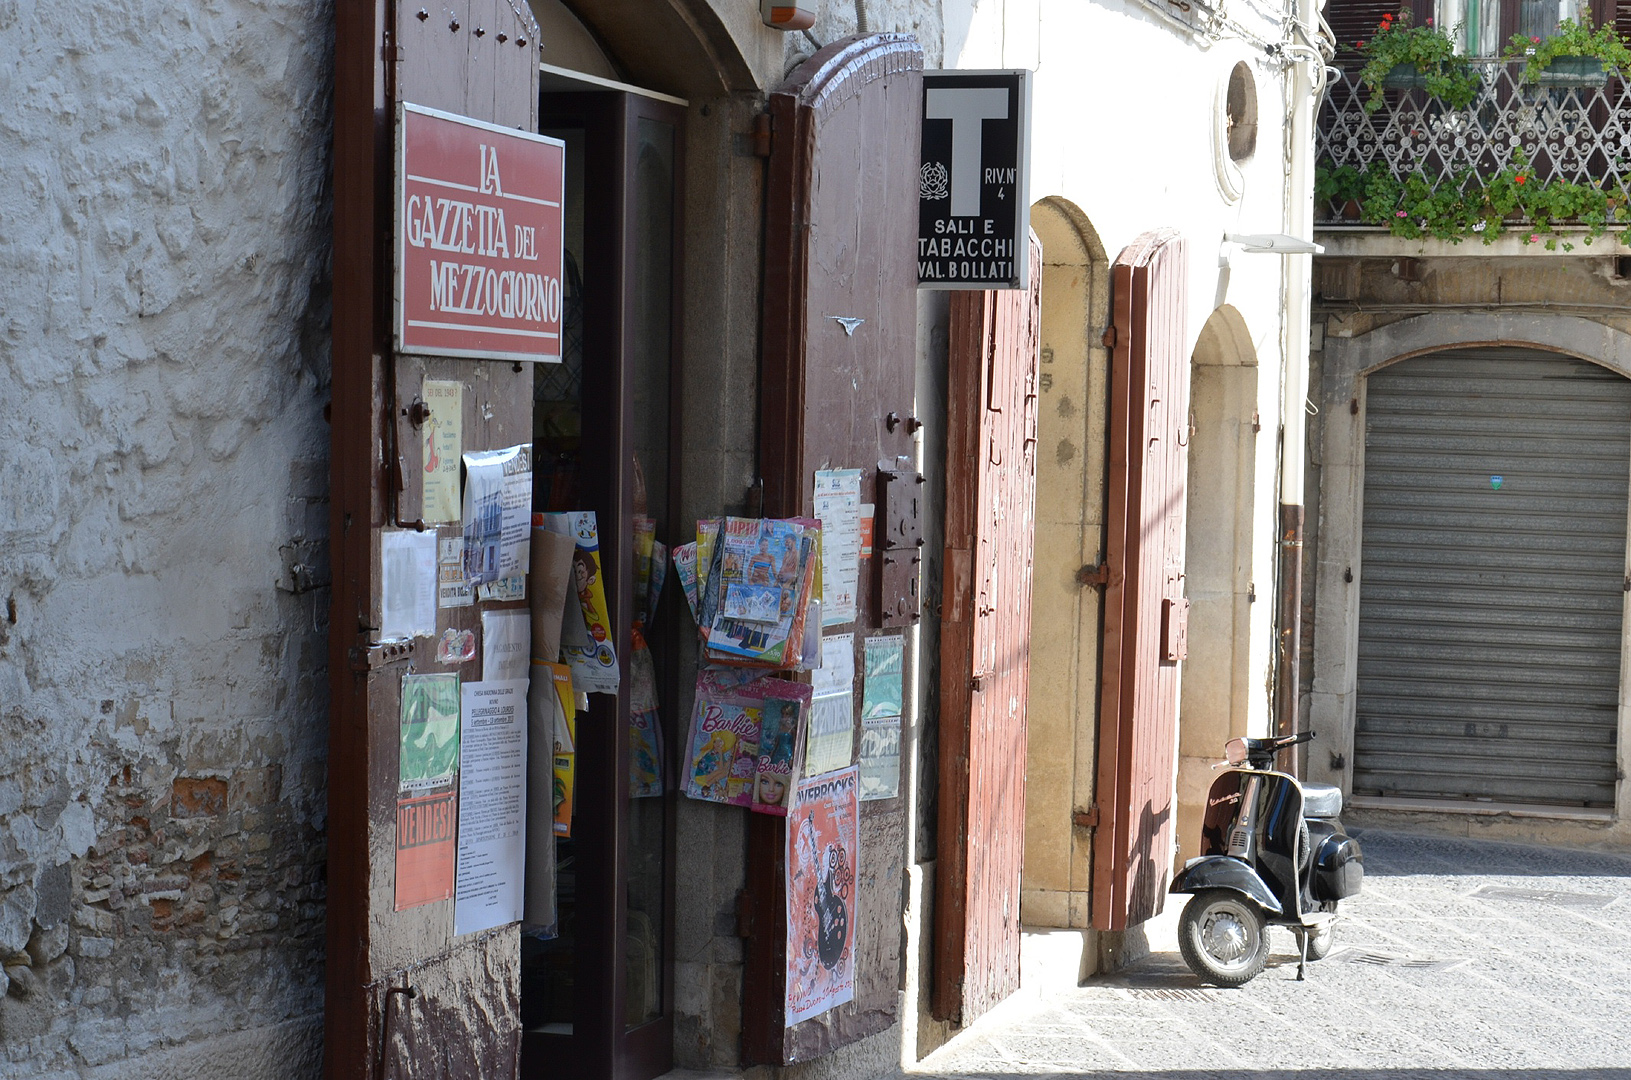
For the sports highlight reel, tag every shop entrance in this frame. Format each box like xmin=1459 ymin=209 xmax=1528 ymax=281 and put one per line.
xmin=521 ymin=81 xmax=686 ymax=1080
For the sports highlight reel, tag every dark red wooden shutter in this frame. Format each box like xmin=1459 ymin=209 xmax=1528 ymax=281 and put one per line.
xmin=327 ymin=2 xmax=538 ymax=1077
xmin=1091 ymin=231 xmax=1189 ymax=934
xmin=1325 ymin=0 xmax=1417 ymax=62
xmin=742 ymin=33 xmax=924 ymax=1066
xmin=932 ymin=237 xmax=1042 ymax=1026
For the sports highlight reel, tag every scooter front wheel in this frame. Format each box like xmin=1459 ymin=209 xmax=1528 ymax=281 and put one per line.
xmin=1178 ymin=889 xmax=1269 ymax=987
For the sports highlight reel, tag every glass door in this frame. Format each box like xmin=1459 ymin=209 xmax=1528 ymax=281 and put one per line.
xmin=521 ymin=86 xmax=685 ymax=1080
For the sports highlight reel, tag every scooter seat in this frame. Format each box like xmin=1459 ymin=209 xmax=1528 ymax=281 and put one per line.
xmin=1302 ymin=783 xmax=1343 ymax=819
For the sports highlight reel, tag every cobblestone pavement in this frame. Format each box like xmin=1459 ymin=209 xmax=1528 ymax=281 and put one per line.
xmin=915 ymin=829 xmax=1631 ymax=1079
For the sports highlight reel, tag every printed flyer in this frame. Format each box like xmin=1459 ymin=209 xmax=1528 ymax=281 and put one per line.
xmin=813 ymin=469 xmax=862 ymax=626
xmin=454 ymin=679 xmax=528 ymax=936
xmin=395 ymin=673 xmax=461 ymax=911
xmin=462 ymin=443 xmax=533 ymax=587
xmin=421 ymin=378 xmax=463 ymax=524
xmin=785 ymin=766 xmax=859 ymax=1026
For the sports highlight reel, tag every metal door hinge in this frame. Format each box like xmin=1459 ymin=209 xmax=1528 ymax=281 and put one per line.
xmin=969 ymin=672 xmax=987 ymax=692
xmin=1076 ymin=563 xmax=1109 ymax=587
xmin=1072 ymin=806 xmax=1101 ymax=829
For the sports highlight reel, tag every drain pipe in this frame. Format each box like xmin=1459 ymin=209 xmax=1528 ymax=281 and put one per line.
xmin=1273 ymin=0 xmax=1322 ymax=768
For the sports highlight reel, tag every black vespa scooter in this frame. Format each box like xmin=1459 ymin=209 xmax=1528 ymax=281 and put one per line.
xmin=1169 ymin=731 xmax=1363 ymax=987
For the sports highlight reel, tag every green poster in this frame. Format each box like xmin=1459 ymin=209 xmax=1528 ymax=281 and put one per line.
xmin=861 ymin=635 xmax=903 ymax=721
xmin=400 ymin=673 xmax=461 ymax=789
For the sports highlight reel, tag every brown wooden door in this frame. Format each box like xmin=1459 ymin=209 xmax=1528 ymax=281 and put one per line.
xmin=1091 ymin=230 xmax=1190 ymax=934
xmin=932 ymin=237 xmax=1042 ymax=1026
xmin=741 ymin=33 xmax=923 ymax=1066
xmin=326 ymin=3 xmax=538 ymax=1077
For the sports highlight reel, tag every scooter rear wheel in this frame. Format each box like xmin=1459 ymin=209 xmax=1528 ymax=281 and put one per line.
xmin=1178 ymin=889 xmax=1269 ymax=987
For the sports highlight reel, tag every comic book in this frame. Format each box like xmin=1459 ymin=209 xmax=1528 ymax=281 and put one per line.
xmin=672 ymin=541 xmax=700 ymax=620
xmin=697 ymin=517 xmax=820 ymax=669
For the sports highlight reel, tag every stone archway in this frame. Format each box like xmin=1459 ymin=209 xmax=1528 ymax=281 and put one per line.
xmin=1308 ymin=313 xmax=1631 ymax=823
xmin=1176 ymin=304 xmax=1261 ymax=860
xmin=1019 ymin=196 xmax=1110 ymax=937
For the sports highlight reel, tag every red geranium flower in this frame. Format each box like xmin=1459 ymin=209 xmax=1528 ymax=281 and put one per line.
xmin=1515 ymin=174 xmax=1527 ymax=184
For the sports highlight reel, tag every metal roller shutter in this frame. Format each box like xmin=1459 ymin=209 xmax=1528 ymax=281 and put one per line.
xmin=1355 ymin=348 xmax=1631 ymax=809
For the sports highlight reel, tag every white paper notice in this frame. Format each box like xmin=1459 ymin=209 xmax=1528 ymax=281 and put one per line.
xmin=381 ymin=530 xmax=438 ymax=640
xmin=813 ymin=469 xmax=862 ymax=626
xmin=482 ymin=610 xmax=531 ymax=682
xmin=455 ymin=679 xmax=528 ymax=936
xmin=462 ymin=443 xmax=533 ymax=587
xmin=806 ymin=633 xmax=856 ymax=775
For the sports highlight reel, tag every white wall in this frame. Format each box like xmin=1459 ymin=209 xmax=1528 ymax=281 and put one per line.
xmin=0 ymin=0 xmax=332 ymax=1074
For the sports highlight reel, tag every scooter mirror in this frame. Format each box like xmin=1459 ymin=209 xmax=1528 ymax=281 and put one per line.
xmin=1223 ymin=737 xmax=1249 ymax=766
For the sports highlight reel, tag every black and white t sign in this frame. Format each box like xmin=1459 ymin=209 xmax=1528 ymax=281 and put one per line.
xmin=918 ymin=70 xmax=1031 ymax=290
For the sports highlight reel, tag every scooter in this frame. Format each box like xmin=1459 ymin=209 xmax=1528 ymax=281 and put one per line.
xmin=1169 ymin=731 xmax=1363 ymax=987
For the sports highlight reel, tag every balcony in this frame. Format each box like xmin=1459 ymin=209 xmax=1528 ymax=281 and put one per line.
xmin=1315 ymin=59 xmax=1631 ymax=249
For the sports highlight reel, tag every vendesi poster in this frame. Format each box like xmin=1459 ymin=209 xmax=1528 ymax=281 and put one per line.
xmin=395 ymin=673 xmax=461 ymax=911
xmin=421 ymin=378 xmax=463 ymax=524
xmin=813 ymin=469 xmax=862 ymax=626
xmin=786 ymin=766 xmax=859 ymax=1026
xmin=462 ymin=443 xmax=533 ymax=587
xmin=454 ymin=679 xmax=528 ymax=936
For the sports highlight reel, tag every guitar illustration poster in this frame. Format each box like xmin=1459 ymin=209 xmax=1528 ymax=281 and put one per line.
xmin=785 ymin=765 xmax=859 ymax=1025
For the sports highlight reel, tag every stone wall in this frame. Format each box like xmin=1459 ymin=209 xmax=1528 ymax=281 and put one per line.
xmin=0 ymin=0 xmax=333 ymax=1074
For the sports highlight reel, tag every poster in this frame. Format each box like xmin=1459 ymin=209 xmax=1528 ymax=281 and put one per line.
xmin=395 ymin=673 xmax=460 ymax=911
xmin=859 ymin=720 xmax=901 ymax=801
xmin=862 ymin=635 xmax=904 ymax=721
xmin=454 ymin=679 xmax=528 ymax=936
xmin=438 ymin=536 xmax=473 ymax=609
xmin=422 ymin=378 xmax=463 ymax=524
xmin=805 ymin=634 xmax=855 ymax=776
xmin=813 ymin=469 xmax=862 ymax=626
xmin=482 ymin=609 xmax=531 ymax=682
xmin=785 ymin=766 xmax=859 ymax=1026
xmin=462 ymin=443 xmax=533 ymax=587
xmin=380 ymin=530 xmax=437 ymax=640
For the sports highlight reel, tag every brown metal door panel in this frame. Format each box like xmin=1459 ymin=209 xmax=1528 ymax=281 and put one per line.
xmin=327 ymin=2 xmax=540 ymax=1077
xmin=1091 ymin=230 xmax=1188 ymax=934
xmin=932 ymin=236 xmax=1041 ymax=1026
xmin=743 ymin=34 xmax=923 ymax=1066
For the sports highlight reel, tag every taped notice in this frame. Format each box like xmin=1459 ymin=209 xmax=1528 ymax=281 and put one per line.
xmin=805 ymin=634 xmax=855 ymax=776
xmin=439 ymin=536 xmax=473 ymax=609
xmin=422 ymin=379 xmax=463 ymax=524
xmin=454 ymin=679 xmax=527 ymax=936
xmin=381 ymin=530 xmax=437 ymax=640
xmin=462 ymin=443 xmax=533 ymax=587
xmin=813 ymin=469 xmax=861 ymax=625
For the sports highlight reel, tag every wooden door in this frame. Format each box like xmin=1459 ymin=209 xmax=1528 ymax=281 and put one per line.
xmin=932 ymin=238 xmax=1042 ymax=1025
xmin=741 ymin=33 xmax=924 ymax=1066
xmin=326 ymin=3 xmax=538 ymax=1077
xmin=1091 ymin=230 xmax=1190 ymax=934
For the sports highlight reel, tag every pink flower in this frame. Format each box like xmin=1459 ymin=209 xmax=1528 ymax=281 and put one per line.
xmin=1426 ymin=16 xmax=1433 ymax=24
xmin=1529 ymin=233 xmax=1541 ymax=242
xmin=1531 ymin=35 xmax=1541 ymax=42
xmin=1396 ymin=210 xmax=1408 ymax=217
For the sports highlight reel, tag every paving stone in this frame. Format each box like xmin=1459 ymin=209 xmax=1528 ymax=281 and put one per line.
xmin=915 ymin=829 xmax=1631 ymax=1078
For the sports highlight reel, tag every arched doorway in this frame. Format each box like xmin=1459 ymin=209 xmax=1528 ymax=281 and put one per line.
xmin=1019 ymin=197 xmax=1109 ymax=938
xmin=1176 ymin=305 xmax=1261 ymax=859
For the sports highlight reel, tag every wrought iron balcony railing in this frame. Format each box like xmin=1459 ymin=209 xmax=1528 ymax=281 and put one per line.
xmin=1317 ymin=58 xmax=1631 ymax=226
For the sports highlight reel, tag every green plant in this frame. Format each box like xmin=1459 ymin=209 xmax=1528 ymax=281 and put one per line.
xmin=1315 ymin=155 xmax=1628 ymax=248
xmin=1357 ymin=12 xmax=1482 ymax=112
xmin=1314 ymin=163 xmax=1366 ymax=206
xmin=1503 ymin=18 xmax=1631 ymax=82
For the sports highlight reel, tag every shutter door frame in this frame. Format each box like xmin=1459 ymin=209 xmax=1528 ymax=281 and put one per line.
xmin=1354 ymin=347 xmax=1631 ymax=809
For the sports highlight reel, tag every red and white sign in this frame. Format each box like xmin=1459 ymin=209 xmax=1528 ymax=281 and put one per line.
xmin=396 ymin=103 xmax=565 ymax=363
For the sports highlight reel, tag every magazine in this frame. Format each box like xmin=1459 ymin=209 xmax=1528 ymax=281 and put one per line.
xmin=681 ymin=672 xmax=810 ymax=807
xmin=697 ymin=518 xmax=820 ymax=669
